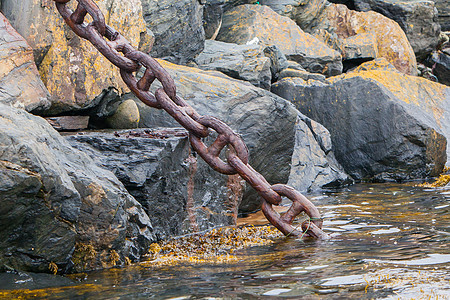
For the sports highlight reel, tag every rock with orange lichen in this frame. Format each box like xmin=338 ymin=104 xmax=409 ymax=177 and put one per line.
xmin=0 ymin=13 xmax=50 ymax=113
xmin=1 ymin=0 xmax=150 ymax=115
xmin=353 ymin=0 xmax=441 ymax=60
xmin=260 ymin=0 xmax=417 ymax=75
xmin=272 ymin=69 xmax=449 ymax=182
xmin=216 ymin=4 xmax=343 ymax=77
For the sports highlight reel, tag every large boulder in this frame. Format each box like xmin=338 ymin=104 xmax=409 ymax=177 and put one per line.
xmin=1 ymin=0 xmax=149 ymax=115
xmin=216 ymin=4 xmax=343 ymax=77
xmin=353 ymin=0 xmax=441 ymax=60
xmin=195 ymin=40 xmax=272 ymax=89
xmin=66 ymin=129 xmax=245 ymax=239
xmin=0 ymin=103 xmax=155 ymax=273
xmin=272 ymin=69 xmax=449 ymax=181
xmin=130 ymin=60 xmax=350 ymax=211
xmin=0 ymin=13 xmax=50 ymax=113
xmin=141 ymin=0 xmax=205 ymax=64
xmin=260 ymin=0 xmax=418 ymax=75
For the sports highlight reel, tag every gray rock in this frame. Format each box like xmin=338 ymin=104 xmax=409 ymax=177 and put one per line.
xmin=288 ymin=115 xmax=353 ymax=191
xmin=263 ymin=45 xmax=290 ymax=79
xmin=216 ymin=4 xmax=343 ymax=77
xmin=427 ymin=50 xmax=450 ymax=86
xmin=0 ymin=13 xmax=50 ymax=113
xmin=195 ymin=40 xmax=272 ymax=89
xmin=272 ymin=74 xmax=448 ymax=182
xmin=66 ymin=128 xmax=245 ymax=239
xmin=353 ymin=0 xmax=441 ymax=60
xmin=141 ymin=0 xmax=205 ymax=64
xmin=434 ymin=0 xmax=450 ymax=31
xmin=0 ymin=103 xmax=155 ymax=273
xmin=278 ymin=69 xmax=326 ymax=82
xmin=203 ymin=0 xmax=224 ymax=39
xmin=132 ymin=59 xmax=350 ymax=211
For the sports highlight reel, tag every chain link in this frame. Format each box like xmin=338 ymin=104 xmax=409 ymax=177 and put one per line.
xmin=52 ymin=0 xmax=328 ymax=239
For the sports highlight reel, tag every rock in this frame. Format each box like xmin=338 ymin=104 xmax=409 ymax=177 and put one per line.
xmin=435 ymin=0 xmax=450 ymax=31
xmin=0 ymin=0 xmax=55 ymax=66
xmin=203 ymin=0 xmax=224 ymax=40
xmin=349 ymin=57 xmax=399 ymax=72
xmin=106 ymin=100 xmax=140 ymax=129
xmin=45 ymin=116 xmax=89 ymax=131
xmin=353 ymin=0 xmax=441 ymax=60
xmin=195 ymin=40 xmax=272 ymax=89
xmin=288 ymin=115 xmax=353 ymax=191
xmin=0 ymin=13 xmax=50 ymax=113
xmin=339 ymin=32 xmax=378 ymax=70
xmin=0 ymin=103 xmax=155 ymax=273
xmin=272 ymin=70 xmax=449 ymax=181
xmin=66 ymin=128 xmax=245 ymax=239
xmin=278 ymin=69 xmax=326 ymax=81
xmin=141 ymin=0 xmax=205 ymax=64
xmin=427 ymin=50 xmax=450 ymax=86
xmin=263 ymin=45 xmax=290 ymax=79
xmin=2 ymin=0 xmax=149 ymax=115
xmin=130 ymin=59 xmax=350 ymax=211
xmin=216 ymin=4 xmax=343 ymax=77
xmin=260 ymin=0 xmax=417 ymax=75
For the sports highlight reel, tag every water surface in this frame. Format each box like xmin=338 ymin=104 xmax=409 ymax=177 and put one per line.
xmin=1 ymin=183 xmax=449 ymax=299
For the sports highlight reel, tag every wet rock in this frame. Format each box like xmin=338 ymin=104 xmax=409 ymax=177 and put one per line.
xmin=260 ymin=0 xmax=417 ymax=75
xmin=427 ymin=50 xmax=450 ymax=86
xmin=106 ymin=99 xmax=140 ymax=129
xmin=131 ymin=59 xmax=350 ymax=211
xmin=0 ymin=13 xmax=50 ymax=113
xmin=272 ymin=70 xmax=449 ymax=181
xmin=66 ymin=129 xmax=245 ymax=239
xmin=2 ymin=0 xmax=149 ymax=115
xmin=195 ymin=40 xmax=272 ymax=89
xmin=353 ymin=0 xmax=441 ymax=60
xmin=141 ymin=0 xmax=205 ymax=64
xmin=216 ymin=4 xmax=343 ymax=77
xmin=0 ymin=103 xmax=155 ymax=273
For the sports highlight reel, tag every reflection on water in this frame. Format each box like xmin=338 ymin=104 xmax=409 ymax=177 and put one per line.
xmin=1 ymin=183 xmax=449 ymax=299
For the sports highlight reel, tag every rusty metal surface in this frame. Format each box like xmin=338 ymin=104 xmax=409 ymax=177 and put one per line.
xmin=52 ymin=0 xmax=328 ymax=239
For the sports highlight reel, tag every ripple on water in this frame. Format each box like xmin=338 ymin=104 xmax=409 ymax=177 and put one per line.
xmin=365 ymin=253 xmax=450 ymax=265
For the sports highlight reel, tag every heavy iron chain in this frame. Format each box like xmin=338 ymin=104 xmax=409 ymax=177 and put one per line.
xmin=52 ymin=0 xmax=328 ymax=239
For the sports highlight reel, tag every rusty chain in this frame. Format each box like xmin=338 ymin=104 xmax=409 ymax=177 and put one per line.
xmin=52 ymin=0 xmax=328 ymax=239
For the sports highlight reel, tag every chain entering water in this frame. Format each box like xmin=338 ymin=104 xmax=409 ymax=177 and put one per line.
xmin=52 ymin=0 xmax=328 ymax=239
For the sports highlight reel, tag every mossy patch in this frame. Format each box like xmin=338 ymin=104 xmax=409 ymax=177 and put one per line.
xmin=418 ymin=167 xmax=450 ymax=188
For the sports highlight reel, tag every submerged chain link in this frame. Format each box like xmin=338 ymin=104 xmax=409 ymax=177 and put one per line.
xmin=53 ymin=0 xmax=328 ymax=239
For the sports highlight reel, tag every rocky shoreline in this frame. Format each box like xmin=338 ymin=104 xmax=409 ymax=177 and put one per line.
xmin=0 ymin=0 xmax=449 ymax=274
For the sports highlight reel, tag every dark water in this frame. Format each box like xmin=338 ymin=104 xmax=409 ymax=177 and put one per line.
xmin=1 ymin=183 xmax=449 ymax=299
